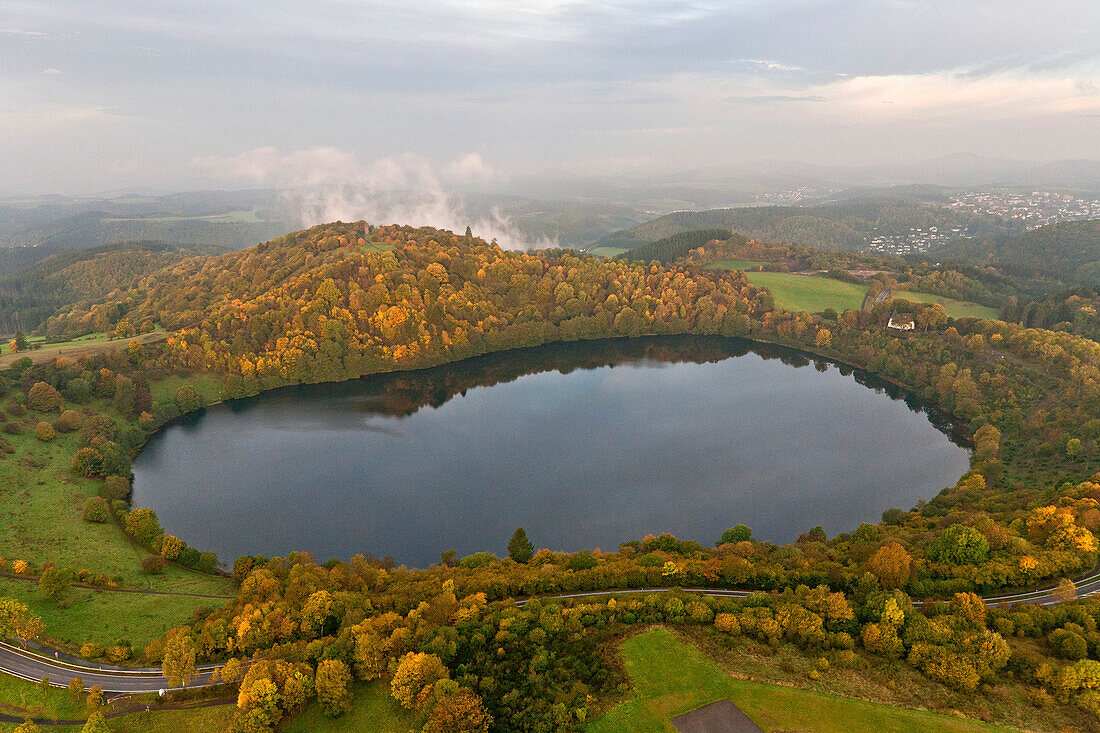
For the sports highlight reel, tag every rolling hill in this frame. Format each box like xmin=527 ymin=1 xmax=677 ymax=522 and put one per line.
xmin=591 ymin=198 xmax=1008 ymax=253
xmin=932 ymin=219 xmax=1100 ymax=285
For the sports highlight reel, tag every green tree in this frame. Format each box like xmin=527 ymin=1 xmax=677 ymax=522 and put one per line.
xmin=81 ymin=712 xmax=111 ymax=733
xmin=161 ymin=628 xmax=197 ymax=687
xmin=717 ymin=524 xmax=752 ymax=545
xmin=507 ymin=527 xmax=533 ymax=564
xmin=38 ymin=566 xmax=72 ymax=605
xmin=928 ymin=524 xmax=990 ymax=565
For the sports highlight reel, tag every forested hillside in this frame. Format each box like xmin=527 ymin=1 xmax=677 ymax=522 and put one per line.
xmin=591 ymin=198 xmax=1007 ymax=252
xmin=933 ymin=219 xmax=1100 ymax=284
xmin=0 ymin=241 xmax=224 ymax=335
xmin=40 ymin=222 xmax=769 ymax=394
xmin=618 ymin=229 xmax=741 ymax=263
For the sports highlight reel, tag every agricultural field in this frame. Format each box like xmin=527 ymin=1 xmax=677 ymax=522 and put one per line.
xmin=589 ymin=246 xmax=631 ymax=258
xmin=891 ymin=291 xmax=998 ymax=320
xmin=0 ymin=330 xmax=167 ymax=368
xmin=588 ymin=629 xmax=1013 ymax=733
xmin=740 ymin=272 xmax=869 ymax=314
xmin=707 ymin=259 xmax=768 ymax=271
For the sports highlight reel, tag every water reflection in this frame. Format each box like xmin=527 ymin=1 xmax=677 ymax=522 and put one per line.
xmin=132 ymin=336 xmax=970 ymax=568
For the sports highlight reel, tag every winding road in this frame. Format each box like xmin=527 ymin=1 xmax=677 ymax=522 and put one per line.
xmin=0 ymin=641 xmax=220 ymax=694
xmin=3 ymin=569 xmax=1100 ymax=694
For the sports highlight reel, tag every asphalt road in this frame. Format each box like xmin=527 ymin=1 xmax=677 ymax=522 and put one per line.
xmin=3 ymin=569 xmax=1099 ymax=692
xmin=0 ymin=641 xmax=218 ymax=694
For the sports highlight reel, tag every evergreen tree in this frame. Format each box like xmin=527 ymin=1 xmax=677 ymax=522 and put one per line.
xmin=507 ymin=527 xmax=533 ymax=564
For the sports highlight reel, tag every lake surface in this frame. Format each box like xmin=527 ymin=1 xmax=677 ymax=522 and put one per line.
xmin=131 ymin=337 xmax=970 ymax=568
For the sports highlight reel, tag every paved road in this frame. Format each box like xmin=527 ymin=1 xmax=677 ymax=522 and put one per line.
xmin=516 ymin=568 xmax=1100 ymax=609
xmin=0 ymin=641 xmax=218 ymax=694
xmin=3 ymin=569 xmax=1099 ymax=693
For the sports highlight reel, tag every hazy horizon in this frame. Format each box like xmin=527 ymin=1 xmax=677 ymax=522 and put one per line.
xmin=2 ymin=1 xmax=1098 ymax=199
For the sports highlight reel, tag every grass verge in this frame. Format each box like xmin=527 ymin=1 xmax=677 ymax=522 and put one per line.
xmin=587 ymin=628 xmax=1014 ymax=733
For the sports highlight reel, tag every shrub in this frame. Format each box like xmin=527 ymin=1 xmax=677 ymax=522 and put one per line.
xmin=3 ymin=421 xmax=21 ymax=435
xmin=124 ymin=507 xmax=162 ymax=546
xmin=141 ymin=555 xmax=167 ymax=574
xmin=55 ymin=410 xmax=83 ymax=432
xmin=196 ymin=552 xmax=218 ymax=573
xmin=80 ymin=643 xmax=105 ymax=660
xmin=27 ymin=382 xmax=63 ymax=412
xmin=100 ymin=475 xmax=131 ymax=501
xmin=35 ymin=422 xmax=55 ymax=442
xmin=82 ymin=497 xmax=109 ymax=523
xmin=105 ymin=645 xmax=130 ymax=663
xmin=160 ymin=535 xmax=184 ymax=560
xmin=6 ymin=401 xmax=25 ymax=417
xmin=13 ymin=560 xmax=30 ymax=575
xmin=71 ymin=447 xmax=104 ymax=477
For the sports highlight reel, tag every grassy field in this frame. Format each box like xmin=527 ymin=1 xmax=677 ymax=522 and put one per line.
xmin=707 ymin=259 xmax=767 ymax=271
xmin=283 ymin=680 xmax=416 ymax=732
xmin=588 ymin=629 xmax=1013 ymax=733
xmin=0 ymin=379 xmax=234 ymax=652
xmin=148 ymin=372 xmax=225 ymax=406
xmin=0 ymin=578 xmax=228 ymax=650
xmin=892 ymin=291 xmax=998 ymax=320
xmin=740 ymin=272 xmax=869 ymax=314
xmin=589 ymin=246 xmax=631 ymax=258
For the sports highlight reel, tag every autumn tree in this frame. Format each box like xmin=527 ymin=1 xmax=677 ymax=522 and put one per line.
xmin=391 ymin=652 xmax=449 ymax=711
xmin=27 ymin=382 xmax=63 ymax=412
xmin=314 ymin=659 xmax=352 ymax=716
xmin=68 ymin=677 xmax=84 ymax=703
xmin=507 ymin=527 xmax=533 ymax=564
xmin=424 ymin=687 xmax=492 ymax=733
xmin=124 ymin=507 xmax=162 ymax=546
xmin=0 ymin=599 xmax=42 ymax=645
xmin=1056 ymin=578 xmax=1077 ymax=604
xmin=867 ymin=543 xmax=912 ymax=589
xmin=162 ymin=628 xmax=197 ymax=687
xmin=81 ymin=712 xmax=111 ymax=733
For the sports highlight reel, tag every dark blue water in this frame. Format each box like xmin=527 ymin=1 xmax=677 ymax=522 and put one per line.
xmin=131 ymin=337 xmax=969 ymax=568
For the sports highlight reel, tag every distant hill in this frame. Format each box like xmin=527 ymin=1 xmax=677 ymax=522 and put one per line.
xmin=0 ymin=241 xmax=225 ymax=335
xmin=932 ymin=219 xmax=1100 ymax=285
xmin=618 ymin=229 xmax=742 ymax=264
xmin=592 ymin=198 xmax=1007 ymax=252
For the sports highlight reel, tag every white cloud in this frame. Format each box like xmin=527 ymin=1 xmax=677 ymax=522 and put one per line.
xmin=807 ymin=67 xmax=1100 ymax=119
xmin=443 ymin=153 xmax=496 ymax=183
xmin=191 ymin=147 xmax=551 ymax=250
xmin=42 ymin=68 xmax=62 ymax=75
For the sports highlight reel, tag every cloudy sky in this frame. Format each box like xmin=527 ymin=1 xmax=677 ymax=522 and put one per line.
xmin=1 ymin=0 xmax=1098 ymax=194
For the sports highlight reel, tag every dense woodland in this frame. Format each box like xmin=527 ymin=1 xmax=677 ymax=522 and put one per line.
xmin=933 ymin=220 xmax=1100 ymax=285
xmin=4 ymin=221 xmax=1100 ymax=730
